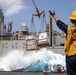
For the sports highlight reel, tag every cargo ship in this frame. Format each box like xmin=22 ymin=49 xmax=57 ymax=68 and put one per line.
xmin=0 ymin=8 xmax=66 ymax=56
xmin=0 ymin=8 xmax=67 ymax=75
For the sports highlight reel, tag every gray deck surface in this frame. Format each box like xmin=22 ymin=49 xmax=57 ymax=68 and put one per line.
xmin=0 ymin=72 xmax=67 ymax=75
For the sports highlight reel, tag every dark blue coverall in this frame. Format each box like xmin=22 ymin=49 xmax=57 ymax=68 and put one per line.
xmin=57 ymin=20 xmax=76 ymax=75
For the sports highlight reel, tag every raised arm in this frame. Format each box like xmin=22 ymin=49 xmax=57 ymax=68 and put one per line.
xmin=49 ymin=10 xmax=68 ymax=34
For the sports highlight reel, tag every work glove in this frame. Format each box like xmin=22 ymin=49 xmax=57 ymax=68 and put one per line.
xmin=49 ymin=10 xmax=55 ymax=16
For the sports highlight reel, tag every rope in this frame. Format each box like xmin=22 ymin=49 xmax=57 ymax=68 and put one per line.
xmin=39 ymin=11 xmax=46 ymax=32
xmin=29 ymin=16 xmax=36 ymax=35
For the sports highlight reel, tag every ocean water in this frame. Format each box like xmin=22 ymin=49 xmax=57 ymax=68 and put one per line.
xmin=0 ymin=48 xmax=66 ymax=71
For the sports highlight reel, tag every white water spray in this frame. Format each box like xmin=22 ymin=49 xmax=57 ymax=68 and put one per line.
xmin=0 ymin=48 xmax=66 ymax=71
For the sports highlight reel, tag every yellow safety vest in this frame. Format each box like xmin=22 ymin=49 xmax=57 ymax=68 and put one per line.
xmin=64 ymin=25 xmax=76 ymax=56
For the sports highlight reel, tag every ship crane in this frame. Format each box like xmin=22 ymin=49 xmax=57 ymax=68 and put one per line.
xmin=32 ymin=0 xmax=44 ymax=19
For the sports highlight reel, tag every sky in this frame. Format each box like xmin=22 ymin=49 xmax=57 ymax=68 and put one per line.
xmin=0 ymin=0 xmax=76 ymax=32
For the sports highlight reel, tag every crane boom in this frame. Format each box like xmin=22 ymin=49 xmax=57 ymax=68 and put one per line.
xmin=32 ymin=0 xmax=37 ymax=8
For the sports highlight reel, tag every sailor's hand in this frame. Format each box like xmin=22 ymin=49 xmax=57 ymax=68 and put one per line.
xmin=49 ymin=10 xmax=55 ymax=16
xmin=49 ymin=10 xmax=58 ymax=22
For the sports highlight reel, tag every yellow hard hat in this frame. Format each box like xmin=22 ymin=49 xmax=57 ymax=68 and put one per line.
xmin=69 ymin=10 xmax=76 ymax=20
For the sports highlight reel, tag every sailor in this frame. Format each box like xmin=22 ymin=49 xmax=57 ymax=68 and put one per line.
xmin=49 ymin=10 xmax=76 ymax=75
xmin=53 ymin=64 xmax=64 ymax=72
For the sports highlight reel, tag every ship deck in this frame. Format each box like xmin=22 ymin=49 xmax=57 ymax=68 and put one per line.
xmin=0 ymin=72 xmax=67 ymax=75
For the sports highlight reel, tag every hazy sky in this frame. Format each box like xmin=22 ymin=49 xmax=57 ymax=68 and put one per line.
xmin=0 ymin=0 xmax=76 ymax=32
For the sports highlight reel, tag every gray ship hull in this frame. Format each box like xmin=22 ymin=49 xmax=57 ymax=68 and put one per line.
xmin=0 ymin=40 xmax=65 ymax=57
xmin=0 ymin=40 xmax=26 ymax=56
